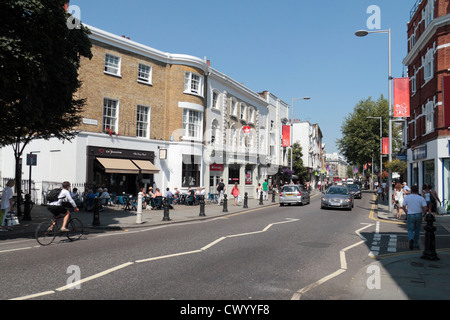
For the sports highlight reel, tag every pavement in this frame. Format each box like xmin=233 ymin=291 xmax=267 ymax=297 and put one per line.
xmin=1 ymin=190 xmax=450 ymax=300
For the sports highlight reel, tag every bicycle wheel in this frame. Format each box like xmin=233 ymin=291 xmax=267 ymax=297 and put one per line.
xmin=66 ymin=218 xmax=83 ymax=242
xmin=35 ymin=222 xmax=57 ymax=246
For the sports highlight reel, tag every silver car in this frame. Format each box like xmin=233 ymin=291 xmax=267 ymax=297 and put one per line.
xmin=279 ymin=185 xmax=310 ymax=206
xmin=321 ymin=186 xmax=354 ymax=210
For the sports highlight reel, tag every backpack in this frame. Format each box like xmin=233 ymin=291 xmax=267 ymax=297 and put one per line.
xmin=47 ymin=188 xmax=63 ymax=202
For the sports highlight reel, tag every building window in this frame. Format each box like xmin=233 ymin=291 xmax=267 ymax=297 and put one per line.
xmin=410 ymin=73 xmax=417 ymax=95
xmin=184 ymin=72 xmax=204 ymax=96
xmin=104 ymin=53 xmax=121 ymax=76
xmin=240 ymin=103 xmax=247 ymax=122
xmin=136 ymin=105 xmax=150 ymax=138
xmin=423 ymin=48 xmax=434 ymax=83
xmin=249 ymin=108 xmax=256 ymax=124
xmin=230 ymin=99 xmax=238 ymax=118
xmin=425 ymin=101 xmax=434 ymax=134
xmin=103 ymin=98 xmax=119 ymax=133
xmin=183 ymin=109 xmax=202 ymax=140
xmin=182 ymin=155 xmax=200 ymax=188
xmin=211 ymin=119 xmax=219 ymax=145
xmin=212 ymin=91 xmax=219 ymax=109
xmin=138 ymin=64 xmax=152 ymax=84
xmin=424 ymin=0 xmax=435 ymax=28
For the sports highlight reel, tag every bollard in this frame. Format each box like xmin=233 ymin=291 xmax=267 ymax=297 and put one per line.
xmin=223 ymin=194 xmax=228 ymax=212
xmin=259 ymin=190 xmax=264 ymax=205
xmin=272 ymin=190 xmax=276 ymax=203
xmin=136 ymin=192 xmax=143 ymax=224
xmin=92 ymin=197 xmax=100 ymax=226
xmin=22 ymin=194 xmax=32 ymax=221
xmin=421 ymin=213 xmax=440 ymax=261
xmin=199 ymin=195 xmax=206 ymax=217
xmin=243 ymin=192 xmax=248 ymax=208
xmin=163 ymin=197 xmax=171 ymax=221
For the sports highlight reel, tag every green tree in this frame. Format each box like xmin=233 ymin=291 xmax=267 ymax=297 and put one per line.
xmin=336 ymin=95 xmax=401 ymax=170
xmin=0 ymin=0 xmax=92 ymax=217
xmin=290 ymin=142 xmax=308 ymax=183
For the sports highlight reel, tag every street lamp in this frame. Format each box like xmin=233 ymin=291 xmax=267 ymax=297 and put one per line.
xmin=290 ymin=97 xmax=311 ymax=183
xmin=367 ymin=116 xmax=383 ymax=186
xmin=355 ymin=28 xmax=393 ymax=213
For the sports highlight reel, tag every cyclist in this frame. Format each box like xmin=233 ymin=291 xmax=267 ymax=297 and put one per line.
xmin=48 ymin=181 xmax=79 ymax=232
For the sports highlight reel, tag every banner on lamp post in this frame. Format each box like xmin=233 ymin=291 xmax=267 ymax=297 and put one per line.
xmin=393 ymin=78 xmax=410 ymax=117
xmin=382 ymin=137 xmax=389 ymax=155
xmin=282 ymin=125 xmax=291 ymax=147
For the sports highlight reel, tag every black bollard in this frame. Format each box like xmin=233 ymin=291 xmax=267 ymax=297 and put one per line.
xmin=259 ymin=190 xmax=264 ymax=205
xmin=421 ymin=213 xmax=439 ymax=260
xmin=272 ymin=190 xmax=276 ymax=203
xmin=223 ymin=194 xmax=228 ymax=212
xmin=22 ymin=194 xmax=32 ymax=221
xmin=92 ymin=197 xmax=100 ymax=226
xmin=163 ymin=197 xmax=171 ymax=221
xmin=243 ymin=192 xmax=248 ymax=208
xmin=199 ymin=195 xmax=206 ymax=217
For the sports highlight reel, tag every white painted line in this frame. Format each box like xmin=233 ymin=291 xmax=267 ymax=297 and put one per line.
xmin=135 ymin=250 xmax=203 ymax=263
xmin=201 ymin=237 xmax=227 ymax=251
xmin=10 ymin=290 xmax=56 ymax=300
xmin=0 ymin=247 xmax=33 ymax=254
xmin=355 ymin=224 xmax=373 ymax=241
xmin=55 ymin=262 xmax=134 ymax=291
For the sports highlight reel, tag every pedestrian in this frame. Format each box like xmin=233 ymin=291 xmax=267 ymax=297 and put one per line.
xmin=48 ymin=181 xmax=79 ymax=232
xmin=402 ymin=182 xmax=411 ymax=196
xmin=216 ymin=179 xmax=225 ymax=206
xmin=422 ymin=184 xmax=441 ymax=215
xmin=402 ymin=185 xmax=427 ymax=250
xmin=377 ymin=184 xmax=384 ymax=202
xmin=393 ymin=183 xmax=405 ymax=220
xmin=231 ymin=182 xmax=240 ymax=206
xmin=256 ymin=183 xmax=262 ymax=200
xmin=0 ymin=179 xmax=15 ymax=231
xmin=263 ymin=179 xmax=268 ymax=200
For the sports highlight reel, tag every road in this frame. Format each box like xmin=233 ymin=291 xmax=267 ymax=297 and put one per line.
xmin=0 ymin=191 xmax=412 ymax=302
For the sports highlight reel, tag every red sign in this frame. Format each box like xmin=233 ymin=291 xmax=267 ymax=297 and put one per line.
xmin=242 ymin=126 xmax=251 ymax=134
xmin=382 ymin=138 xmax=389 ymax=155
xmin=393 ymin=78 xmax=410 ymax=118
xmin=443 ymin=76 xmax=450 ymax=127
xmin=282 ymin=125 xmax=291 ymax=147
xmin=210 ymin=164 xmax=224 ymax=172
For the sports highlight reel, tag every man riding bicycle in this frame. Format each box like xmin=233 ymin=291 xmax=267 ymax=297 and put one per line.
xmin=48 ymin=181 xmax=79 ymax=232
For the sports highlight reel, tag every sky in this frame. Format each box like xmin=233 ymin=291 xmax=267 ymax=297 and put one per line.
xmin=70 ymin=0 xmax=417 ymax=154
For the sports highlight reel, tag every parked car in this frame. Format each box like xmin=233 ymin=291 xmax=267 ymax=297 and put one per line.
xmin=347 ymin=184 xmax=362 ymax=199
xmin=280 ymin=185 xmax=310 ymax=206
xmin=321 ymin=186 xmax=354 ymax=210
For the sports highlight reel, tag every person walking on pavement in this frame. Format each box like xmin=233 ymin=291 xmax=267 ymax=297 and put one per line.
xmin=393 ymin=183 xmax=405 ymax=220
xmin=216 ymin=179 xmax=225 ymax=206
xmin=0 ymin=179 xmax=15 ymax=232
xmin=231 ymin=182 xmax=240 ymax=206
xmin=422 ymin=184 xmax=441 ymax=215
xmin=402 ymin=185 xmax=427 ymax=250
xmin=262 ymin=179 xmax=268 ymax=200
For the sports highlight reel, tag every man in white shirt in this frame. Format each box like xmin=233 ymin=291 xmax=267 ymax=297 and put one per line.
xmin=0 ymin=180 xmax=15 ymax=231
xmin=48 ymin=181 xmax=79 ymax=232
xmin=402 ymin=185 xmax=427 ymax=250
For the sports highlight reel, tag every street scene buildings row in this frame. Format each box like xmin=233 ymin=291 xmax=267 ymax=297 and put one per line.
xmin=0 ymin=24 xmax=327 ymax=203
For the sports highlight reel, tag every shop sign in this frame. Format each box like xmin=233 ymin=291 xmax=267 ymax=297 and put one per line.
xmin=412 ymin=146 xmax=427 ymax=160
xmin=210 ymin=164 xmax=224 ymax=171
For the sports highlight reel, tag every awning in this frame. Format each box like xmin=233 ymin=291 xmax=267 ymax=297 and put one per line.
xmin=96 ymin=158 xmax=140 ymax=174
xmin=131 ymin=160 xmax=160 ymax=174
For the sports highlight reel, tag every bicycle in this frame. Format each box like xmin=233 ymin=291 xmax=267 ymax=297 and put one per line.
xmin=35 ymin=214 xmax=84 ymax=246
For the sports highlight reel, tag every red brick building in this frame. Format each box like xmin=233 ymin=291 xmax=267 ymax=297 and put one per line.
xmin=403 ymin=0 xmax=450 ymax=204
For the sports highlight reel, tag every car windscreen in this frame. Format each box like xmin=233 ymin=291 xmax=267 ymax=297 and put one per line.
xmin=281 ymin=186 xmax=297 ymax=193
xmin=327 ymin=187 xmax=349 ymax=195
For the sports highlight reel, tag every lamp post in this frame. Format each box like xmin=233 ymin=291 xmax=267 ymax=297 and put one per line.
xmin=356 ymin=29 xmax=393 ymax=213
xmin=367 ymin=116 xmax=383 ymax=185
xmin=290 ymin=97 xmax=311 ymax=183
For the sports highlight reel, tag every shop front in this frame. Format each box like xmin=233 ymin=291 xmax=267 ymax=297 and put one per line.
xmin=87 ymin=146 xmax=159 ymax=195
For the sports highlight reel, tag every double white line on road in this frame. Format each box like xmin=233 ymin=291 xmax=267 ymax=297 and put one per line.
xmin=10 ymin=218 xmax=300 ymax=300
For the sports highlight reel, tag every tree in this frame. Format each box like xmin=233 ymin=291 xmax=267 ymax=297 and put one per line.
xmin=290 ymin=142 xmax=308 ymax=183
xmin=336 ymin=95 xmax=401 ymax=170
xmin=0 ymin=0 xmax=92 ymax=218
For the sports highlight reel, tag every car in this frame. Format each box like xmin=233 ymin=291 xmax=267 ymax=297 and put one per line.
xmin=279 ymin=184 xmax=310 ymax=206
xmin=347 ymin=184 xmax=362 ymax=199
xmin=321 ymin=186 xmax=354 ymax=210
xmin=346 ymin=178 xmax=354 ymax=184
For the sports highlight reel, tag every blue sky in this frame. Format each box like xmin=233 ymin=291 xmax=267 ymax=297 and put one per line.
xmin=71 ymin=0 xmax=417 ymax=154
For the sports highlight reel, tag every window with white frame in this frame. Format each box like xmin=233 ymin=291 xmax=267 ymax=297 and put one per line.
xmin=249 ymin=108 xmax=256 ymax=124
xmin=184 ymin=72 xmax=204 ymax=96
xmin=211 ymin=119 xmax=219 ymax=145
xmin=138 ymin=63 xmax=152 ymax=84
xmin=410 ymin=72 xmax=417 ymax=95
xmin=424 ymin=0 xmax=435 ymax=28
xmin=136 ymin=105 xmax=150 ymax=138
xmin=230 ymin=99 xmax=238 ymax=117
xmin=240 ymin=103 xmax=247 ymax=121
xmin=425 ymin=101 xmax=434 ymax=134
xmin=103 ymin=98 xmax=119 ymax=133
xmin=212 ymin=91 xmax=219 ymax=109
xmin=104 ymin=53 xmax=121 ymax=76
xmin=423 ymin=48 xmax=434 ymax=82
xmin=183 ymin=109 xmax=202 ymax=140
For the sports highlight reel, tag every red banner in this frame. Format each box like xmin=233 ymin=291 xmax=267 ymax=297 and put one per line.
xmin=393 ymin=78 xmax=410 ymax=117
xmin=382 ymin=138 xmax=389 ymax=155
xmin=282 ymin=125 xmax=291 ymax=147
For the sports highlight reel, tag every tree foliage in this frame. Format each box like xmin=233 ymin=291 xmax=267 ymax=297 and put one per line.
xmin=336 ymin=95 xmax=401 ymax=169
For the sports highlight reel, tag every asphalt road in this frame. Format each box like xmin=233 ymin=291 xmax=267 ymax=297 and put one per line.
xmin=0 ymin=192 xmax=405 ymax=302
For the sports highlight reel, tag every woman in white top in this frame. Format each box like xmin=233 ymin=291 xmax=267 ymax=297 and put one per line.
xmin=0 ymin=180 xmax=15 ymax=231
xmin=393 ymin=183 xmax=405 ymax=220
xmin=48 ymin=181 xmax=79 ymax=232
